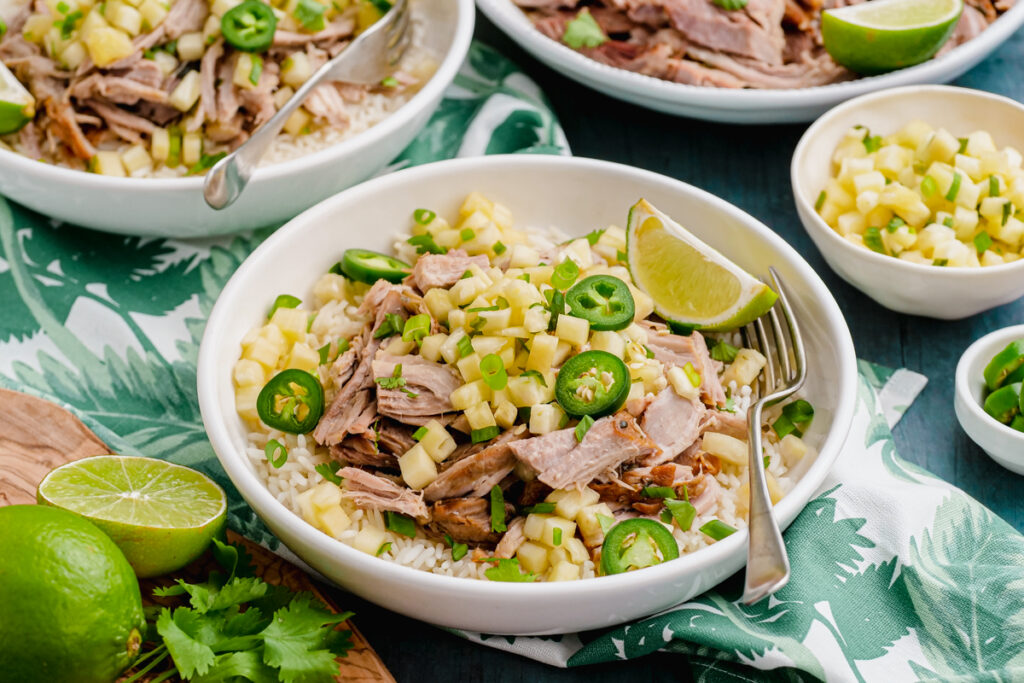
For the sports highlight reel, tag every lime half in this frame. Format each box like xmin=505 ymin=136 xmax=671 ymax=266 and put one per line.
xmin=822 ymin=0 xmax=963 ymax=75
xmin=626 ymin=199 xmax=777 ymax=331
xmin=0 ymin=63 xmax=35 ymax=135
xmin=37 ymin=455 xmax=227 ymax=578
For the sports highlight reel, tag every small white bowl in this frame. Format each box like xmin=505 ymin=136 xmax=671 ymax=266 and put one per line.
xmin=0 ymin=0 xmax=473 ymax=238
xmin=792 ymin=85 xmax=1024 ymax=319
xmin=955 ymin=324 xmax=1024 ymax=475
xmin=476 ymin=0 xmax=1024 ymax=124
xmin=198 ymin=154 xmax=858 ymax=635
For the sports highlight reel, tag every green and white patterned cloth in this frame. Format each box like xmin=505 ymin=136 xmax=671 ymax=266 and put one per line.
xmin=1 ymin=42 xmax=1022 ymax=683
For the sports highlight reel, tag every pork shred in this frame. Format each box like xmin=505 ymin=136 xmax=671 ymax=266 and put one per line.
xmin=641 ymin=321 xmax=727 ymax=407
xmin=514 ymin=0 xmax=1011 ymax=89
xmin=409 ymin=249 xmax=491 ymax=292
xmin=423 ymin=428 xmax=524 ymax=502
xmin=339 ymin=466 xmax=429 ymax=521
xmin=371 ymin=353 xmax=462 ymax=426
xmin=430 ymin=497 xmax=513 ymax=545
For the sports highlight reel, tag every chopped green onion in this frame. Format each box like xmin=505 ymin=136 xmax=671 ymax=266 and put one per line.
xmin=974 ymin=231 xmax=993 ymax=254
xmin=407 ymin=234 xmax=444 ymax=255
xmin=471 ymin=426 xmax=500 ymax=444
xmin=644 ymin=345 xmax=655 ymax=359
xmin=451 ymin=541 xmax=468 ymax=561
xmin=376 ymin=541 xmax=392 ymax=556
xmin=550 ymin=259 xmax=580 ymax=290
xmin=862 ymin=134 xmax=882 ymax=153
xmin=480 ymin=354 xmax=508 ymax=391
xmin=711 ymin=0 xmax=748 ymax=9
xmin=1002 ymin=202 xmax=1013 ymax=226
xmin=380 ymin=76 xmax=398 ymax=88
xmin=552 ymin=527 xmax=562 ymax=546
xmin=921 ymin=175 xmax=938 ymax=198
xmin=490 ymin=485 xmax=507 ymax=533
xmin=990 ymin=176 xmax=1000 ymax=197
xmin=710 ymin=340 xmax=739 ymax=363
xmin=518 ymin=273 xmax=530 ymax=282
xmin=682 ymin=362 xmax=701 ymax=387
xmin=460 ymin=228 xmax=476 ymax=242
xmin=467 ymin=304 xmax=499 ymax=313
xmin=584 ymin=228 xmax=606 ymax=245
xmin=413 ymin=426 xmax=428 ymax=441
xmin=268 ymin=294 xmax=301 ymax=318
xmin=460 ymin=270 xmax=472 ymax=279
xmin=385 ymin=511 xmax=416 ymax=538
xmin=943 ymin=217 xmax=954 ymax=228
xmin=616 ymin=250 xmax=628 ymax=263
xmin=414 ymin=208 xmax=436 ymax=225
xmin=469 ymin=317 xmax=487 ymax=332
xmin=315 ymin=461 xmax=342 ymax=485
xmin=523 ymin=502 xmax=555 ymax=514
xmin=493 ymin=241 xmax=507 ymax=255
xmin=662 ymin=499 xmax=696 ymax=531
xmin=958 ymin=137 xmax=969 ymax=154
xmin=248 ymin=54 xmax=262 ymax=85
xmin=402 ymin=314 xmax=431 ymax=344
xmin=815 ymin=191 xmax=827 ymax=212
xmin=772 ymin=414 xmax=801 ymax=439
xmin=574 ymin=414 xmax=595 ymax=442
xmin=945 ymin=172 xmax=962 ymax=201
xmin=763 ymin=454 xmax=770 ymax=469
xmin=318 ymin=338 xmax=347 ymax=365
xmin=318 ymin=342 xmax=332 ymax=365
xmin=265 ymin=439 xmax=288 ymax=468
xmin=700 ymin=519 xmax=737 ymax=541
xmin=933 ymin=258 xmax=949 ymax=267
xmin=641 ymin=486 xmax=676 ymax=499
xmin=782 ymin=399 xmax=814 ymax=423
xmin=864 ymin=227 xmax=887 ymax=254
xmin=456 ymin=335 xmax=474 ymax=359
xmin=520 ymin=370 xmax=547 ymax=386
xmin=546 ymin=289 xmax=565 ymax=331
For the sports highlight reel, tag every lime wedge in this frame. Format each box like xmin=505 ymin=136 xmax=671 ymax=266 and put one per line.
xmin=626 ymin=199 xmax=777 ymax=331
xmin=0 ymin=63 xmax=35 ymax=135
xmin=822 ymin=0 xmax=963 ymax=75
xmin=37 ymin=455 xmax=227 ymax=578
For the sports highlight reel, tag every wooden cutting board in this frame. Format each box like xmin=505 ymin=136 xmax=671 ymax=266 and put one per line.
xmin=0 ymin=388 xmax=394 ymax=683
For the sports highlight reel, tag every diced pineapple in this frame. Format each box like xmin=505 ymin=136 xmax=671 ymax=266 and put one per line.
xmin=506 ymin=375 xmax=550 ymax=407
xmin=22 ymin=14 xmax=53 ymax=44
xmin=233 ymin=359 xmax=265 ymax=387
xmin=477 ymin=307 xmax=511 ymax=334
xmin=168 ymin=70 xmax=201 ymax=111
xmin=383 ymin=337 xmax=415 ymax=356
xmin=550 ymin=487 xmax=599 ymax=520
xmin=577 ymin=502 xmax=613 ymax=546
xmin=175 ymin=31 xmax=204 ymax=61
xmin=554 ymin=314 xmax=590 ymax=347
xmin=109 ymin=2 xmax=142 ymax=34
xmin=589 ymin=330 xmax=625 ymax=358
xmin=310 ymin=481 xmax=343 ymax=510
xmin=138 ymin=0 xmax=167 ymax=28
xmin=966 ymin=130 xmax=997 ymax=157
xmin=60 ymin=40 xmax=88 ymax=69
xmin=464 ymin=402 xmax=496 ymax=430
xmin=419 ymin=333 xmax=446 ymax=363
xmin=315 ymin=506 xmax=352 ymax=539
xmin=721 ymin=348 xmax=766 ymax=387
xmin=625 ymin=382 xmax=646 ymax=416
xmin=666 ymin=365 xmax=699 ymax=401
xmin=181 ymin=130 xmax=201 ymax=166
xmin=450 ymin=379 xmax=491 ymax=411
xmin=529 ymin=403 xmax=565 ymax=435
xmin=418 ymin=420 xmax=457 ymax=462
xmin=352 ymin=526 xmax=387 ymax=555
xmin=273 ymin=85 xmax=294 ymax=109
xmin=242 ymin=335 xmax=280 ymax=368
xmin=234 ymin=384 xmax=261 ymax=421
xmin=439 ymin=329 xmax=468 ymax=364
xmin=547 ymin=561 xmax=580 ymax=582
xmin=210 ymin=0 xmax=241 ymax=15
xmin=508 ymin=244 xmax=540 ymax=268
xmin=283 ymin=107 xmax=311 ymax=136
xmin=282 ymin=52 xmax=313 ymax=87
xmin=527 ymin=333 xmax=559 ymax=372
xmin=399 ymin=444 xmax=437 ymax=489
xmin=516 ymin=541 xmax=549 ymax=575
xmin=456 ymin=352 xmax=483 ymax=382
xmin=423 ymin=288 xmax=453 ymax=320
xmin=120 ymin=144 xmax=151 ymax=175
xmin=701 ymin=432 xmax=747 ymax=466
xmin=766 ymin=473 xmax=784 ymax=504
xmin=540 ymin=516 xmax=576 ymax=548
xmin=523 ymin=513 xmax=551 ymax=542
xmin=202 ymin=12 xmax=220 ymax=41
xmin=285 ymin=342 xmax=319 ymax=373
xmin=270 ymin=307 xmax=308 ymax=341
xmin=564 ymin=537 xmax=589 ymax=564
xmin=151 ymin=127 xmax=170 ymax=162
xmin=523 ymin=306 xmax=550 ymax=334
xmin=92 ymin=150 xmax=125 ymax=177
xmin=779 ymin=434 xmax=807 ymax=467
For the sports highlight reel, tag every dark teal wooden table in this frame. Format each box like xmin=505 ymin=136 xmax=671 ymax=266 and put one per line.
xmin=340 ymin=19 xmax=1024 ymax=681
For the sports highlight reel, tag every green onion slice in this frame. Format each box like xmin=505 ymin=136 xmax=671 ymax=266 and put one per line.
xmin=551 ymin=259 xmax=581 ymax=290
xmin=945 ymin=172 xmax=962 ymax=201
xmin=921 ymin=175 xmax=937 ymax=198
xmin=663 ymin=499 xmax=696 ymax=531
xmin=490 ymin=484 xmax=507 ymax=533
xmin=456 ymin=335 xmax=474 ymax=359
xmin=471 ymin=426 xmax=500 ymax=444
xmin=460 ymin=228 xmax=476 ymax=242
xmin=641 ymin=485 xmax=676 ymax=499
xmin=574 ymin=414 xmax=595 ymax=442
xmin=264 ymin=439 xmax=287 ymax=468
xmin=523 ymin=502 xmax=555 ymax=514
xmin=412 ymin=426 xmax=428 ymax=441
xmin=699 ymin=519 xmax=737 ymax=541
xmin=268 ymin=294 xmax=301 ymax=318
xmin=385 ymin=511 xmax=416 ymax=538
xmin=402 ymin=314 xmax=431 ymax=344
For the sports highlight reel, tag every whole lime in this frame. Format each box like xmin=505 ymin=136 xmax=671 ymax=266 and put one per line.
xmin=0 ymin=505 xmax=146 ymax=683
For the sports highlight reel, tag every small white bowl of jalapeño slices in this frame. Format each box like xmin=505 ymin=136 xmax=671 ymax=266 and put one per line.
xmin=955 ymin=324 xmax=1024 ymax=475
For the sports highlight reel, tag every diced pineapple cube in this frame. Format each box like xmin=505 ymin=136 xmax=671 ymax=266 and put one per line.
xmin=450 ymin=379 xmax=491 ymax=411
xmin=507 ymin=244 xmax=540 ymax=269
xmin=422 ymin=287 xmax=453 ymax=320
xmin=523 ymin=306 xmax=550 ymax=334
xmin=383 ymin=337 xmax=415 ymax=356
xmin=766 ymin=473 xmax=784 ymax=504
xmin=852 ymin=170 xmax=886 ymax=194
xmin=399 ymin=444 xmax=437 ymax=489
xmin=92 ymin=150 xmax=125 ymax=177
xmin=779 ymin=434 xmax=807 ymax=467
xmin=547 ymin=561 xmax=580 ymax=582
xmin=310 ymin=481 xmax=343 ymax=510
xmin=109 ymin=2 xmax=142 ymax=34
xmin=233 ymin=359 xmax=265 ymax=387
xmin=836 ymin=211 xmax=866 ymax=237
xmin=315 ymin=506 xmax=352 ymax=539
xmin=667 ymin=366 xmax=699 ymax=401
xmin=202 ymin=12 xmax=220 ymax=41
xmin=176 ymin=31 xmax=204 ymax=61
xmin=576 ymin=502 xmax=614 ymax=546
xmin=551 ymin=487 xmax=599 ymax=520
xmin=60 ymin=40 xmax=88 ymax=69
xmin=352 ymin=525 xmax=387 ymax=555
xmin=464 ymin=402 xmax=496 ymax=431
xmin=456 ymin=352 xmax=483 ymax=383
xmin=210 ymin=0 xmax=241 ymax=15
xmin=701 ymin=432 xmax=747 ymax=466
xmin=589 ymin=330 xmax=625 ymax=358
xmin=564 ymin=537 xmax=589 ymax=564
xmin=529 ymin=403 xmax=566 ymax=435
xmin=283 ymin=107 xmax=311 ymax=136
xmin=526 ymin=333 xmax=558 ymax=372
xmin=494 ymin=401 xmax=516 ymax=430
xmin=138 ymin=0 xmax=167 ymax=28
xmin=282 ymin=52 xmax=313 ymax=87
xmin=181 ymin=130 xmax=201 ymax=166
xmin=168 ymin=70 xmax=201 ymax=111
xmin=721 ymin=348 xmax=766 ymax=387
xmin=419 ymin=333 xmax=446 ymax=363
xmin=523 ymin=513 xmax=551 ymax=541
xmin=234 ymin=384 xmax=261 ymax=421
xmin=270 ymin=306 xmax=308 ymax=341
xmin=285 ymin=342 xmax=319 ymax=373
xmin=506 ymin=375 xmax=550 ymax=407
xmin=417 ymin=419 xmax=457 ymax=462
xmin=540 ymin=516 xmax=576 ymax=548
xmin=22 ymin=14 xmax=53 ymax=44
xmin=625 ymin=381 xmax=646 ymax=416
xmin=478 ymin=307 xmax=511 ymax=334
xmin=120 ymin=144 xmax=151 ymax=175
xmin=242 ymin=335 xmax=279 ymax=368
xmin=151 ymin=127 xmax=170 ymax=162
xmin=548 ymin=545 xmax=570 ymax=565
xmin=516 ymin=541 xmax=549 ymax=575
xmin=966 ymin=130 xmax=997 ymax=156
xmin=555 ymin=314 xmax=590 ymax=347
xmin=312 ymin=272 xmax=347 ymax=303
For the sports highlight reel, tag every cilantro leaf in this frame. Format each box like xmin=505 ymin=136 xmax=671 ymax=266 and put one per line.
xmin=483 ymin=558 xmax=537 ymax=583
xmin=561 ymin=8 xmax=607 ymax=49
xmin=261 ymin=594 xmax=354 ymax=683
xmin=156 ymin=608 xmax=217 ymax=678
xmin=191 ymin=651 xmax=279 ymax=683
xmin=210 ymin=538 xmax=256 ymax=579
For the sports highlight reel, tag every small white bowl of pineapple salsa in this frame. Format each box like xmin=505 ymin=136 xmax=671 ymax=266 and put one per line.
xmin=792 ymin=85 xmax=1024 ymax=319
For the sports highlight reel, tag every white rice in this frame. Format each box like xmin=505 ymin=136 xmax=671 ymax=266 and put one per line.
xmin=242 ymin=224 xmax=810 ymax=581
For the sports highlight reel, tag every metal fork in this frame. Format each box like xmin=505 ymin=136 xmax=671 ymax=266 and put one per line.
xmin=203 ymin=0 xmax=411 ymax=210
xmin=739 ymin=267 xmax=806 ymax=605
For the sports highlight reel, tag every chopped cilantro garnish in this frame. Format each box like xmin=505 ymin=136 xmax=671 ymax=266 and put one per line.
xmin=373 ymin=312 xmax=404 ymax=339
xmin=374 ymin=364 xmax=418 ymax=398
xmin=294 ymin=0 xmax=327 ymax=31
xmin=407 ymin=233 xmax=445 ymax=255
xmin=315 ymin=461 xmax=342 ymax=485
xmin=640 ymin=486 xmax=676 ymax=499
xmin=862 ymin=134 xmax=882 ymax=153
xmin=710 ymin=340 xmax=738 ymax=363
xmin=484 ymin=558 xmax=536 ymax=583
xmin=584 ymin=228 xmax=606 ymax=245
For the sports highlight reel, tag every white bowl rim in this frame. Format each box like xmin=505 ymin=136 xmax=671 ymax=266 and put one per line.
xmin=476 ymin=0 xmax=1024 ymax=108
xmin=199 ymin=154 xmax=859 ymax=598
xmin=955 ymin=323 xmax=1024 ymax=443
xmin=792 ymin=84 xmax=1024 ymax=279
xmin=0 ymin=0 xmax=475 ymax=190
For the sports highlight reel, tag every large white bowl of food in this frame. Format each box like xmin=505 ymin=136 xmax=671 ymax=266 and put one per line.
xmin=0 ymin=0 xmax=473 ymax=236
xmin=475 ymin=0 xmax=1024 ymax=123
xmin=197 ymin=154 xmax=858 ymax=635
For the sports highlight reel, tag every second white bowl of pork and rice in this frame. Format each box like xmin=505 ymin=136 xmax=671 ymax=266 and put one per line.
xmin=198 ymin=154 xmax=858 ymax=635
xmin=0 ymin=0 xmax=473 ymax=236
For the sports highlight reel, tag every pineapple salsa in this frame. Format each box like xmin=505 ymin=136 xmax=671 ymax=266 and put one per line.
xmin=817 ymin=121 xmax=1024 ymax=267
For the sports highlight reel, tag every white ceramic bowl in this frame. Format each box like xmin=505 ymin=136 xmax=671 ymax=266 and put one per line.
xmin=792 ymin=85 xmax=1024 ymax=319
xmin=198 ymin=155 xmax=858 ymax=635
xmin=476 ymin=0 xmax=1024 ymax=124
xmin=0 ymin=0 xmax=473 ymax=238
xmin=955 ymin=325 xmax=1024 ymax=475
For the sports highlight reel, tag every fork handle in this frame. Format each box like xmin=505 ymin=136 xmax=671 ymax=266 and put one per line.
xmin=741 ymin=401 xmax=791 ymax=605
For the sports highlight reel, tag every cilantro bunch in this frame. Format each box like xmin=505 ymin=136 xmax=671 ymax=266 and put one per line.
xmin=124 ymin=539 xmax=353 ymax=683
